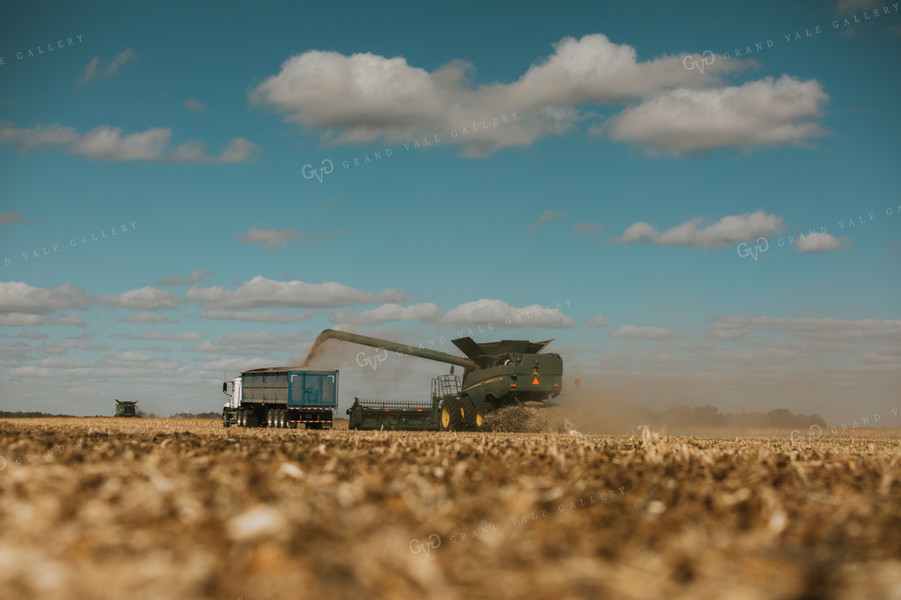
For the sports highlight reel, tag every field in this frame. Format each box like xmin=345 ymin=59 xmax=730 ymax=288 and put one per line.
xmin=1 ymin=418 xmax=900 ymax=600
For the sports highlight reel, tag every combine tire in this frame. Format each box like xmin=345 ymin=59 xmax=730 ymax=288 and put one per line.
xmin=474 ymin=406 xmax=486 ymax=431
xmin=460 ymin=397 xmax=485 ymax=431
xmin=440 ymin=398 xmax=464 ymax=431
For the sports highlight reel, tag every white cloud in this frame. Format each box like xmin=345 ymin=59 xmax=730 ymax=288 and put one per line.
xmin=332 ymin=303 xmax=441 ymax=326
xmin=795 ymin=232 xmax=851 ymax=253
xmin=527 ymin=210 xmax=567 ymax=232
xmin=607 ymin=325 xmax=681 ymax=340
xmin=0 ymin=211 xmax=39 ymax=225
xmin=614 ymin=210 xmax=783 ymax=248
xmin=0 ymin=122 xmax=80 ymax=151
xmin=95 ymin=286 xmax=182 ymax=311
xmin=219 ymin=138 xmax=259 ymax=163
xmin=77 ymin=48 xmax=137 ymax=85
xmin=186 ymin=276 xmax=407 ymax=309
xmin=158 ymin=270 xmax=213 ymax=287
xmin=0 ymin=282 xmax=89 ymax=314
xmin=104 ymin=350 xmax=154 ymax=364
xmin=236 ymin=225 xmax=295 ymax=250
xmin=236 ymin=226 xmax=344 ymax=250
xmin=118 ymin=312 xmax=177 ymax=323
xmin=616 ymin=221 xmax=658 ymax=244
xmin=441 ymin=299 xmax=575 ymax=329
xmin=572 ymin=222 xmax=605 ymax=237
xmin=835 ymin=0 xmax=880 ymax=11
xmin=39 ymin=340 xmax=109 ymax=354
xmin=0 ymin=122 xmax=259 ymax=163
xmin=250 ymin=34 xmax=763 ymax=156
xmin=606 ymin=75 xmax=829 ymax=156
xmin=0 ymin=314 xmax=84 ymax=327
xmin=107 ymin=48 xmax=136 ymax=76
xmin=200 ymin=309 xmax=316 ymax=323
xmin=586 ymin=314 xmax=609 ymax=327
xmin=120 ymin=331 xmax=204 ymax=341
xmin=189 ymin=331 xmax=314 ymax=356
xmin=707 ymin=314 xmax=901 ymax=345
xmin=17 ymin=330 xmax=48 ymax=339
xmin=184 ymin=98 xmax=207 ymax=114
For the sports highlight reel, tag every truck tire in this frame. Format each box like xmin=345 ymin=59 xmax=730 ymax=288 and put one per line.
xmin=238 ymin=412 xmax=246 ymax=428
xmin=222 ymin=412 xmax=231 ymax=428
xmin=266 ymin=409 xmax=275 ymax=428
xmin=278 ymin=409 xmax=287 ymax=429
xmin=440 ymin=398 xmax=463 ymax=431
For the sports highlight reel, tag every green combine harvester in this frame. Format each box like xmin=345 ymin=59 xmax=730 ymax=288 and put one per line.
xmin=315 ymin=329 xmax=564 ymax=431
xmin=114 ymin=399 xmax=138 ymax=418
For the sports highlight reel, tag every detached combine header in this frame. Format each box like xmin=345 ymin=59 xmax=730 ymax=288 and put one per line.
xmin=316 ymin=329 xmax=563 ymax=431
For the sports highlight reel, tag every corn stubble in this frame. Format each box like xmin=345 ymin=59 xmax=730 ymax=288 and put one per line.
xmin=1 ymin=417 xmax=899 ymax=600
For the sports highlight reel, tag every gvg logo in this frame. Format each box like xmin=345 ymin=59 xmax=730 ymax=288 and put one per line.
xmin=302 ymin=159 xmax=334 ymax=183
xmin=736 ymin=237 xmax=769 ymax=262
xmin=683 ymin=51 xmax=716 ymax=74
xmin=409 ymin=534 xmax=441 ymax=558
xmin=355 ymin=348 xmax=388 ymax=371
xmin=790 ymin=424 xmax=823 ymax=444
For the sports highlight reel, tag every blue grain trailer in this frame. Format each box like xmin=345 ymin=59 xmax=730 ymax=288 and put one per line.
xmin=222 ymin=367 xmax=338 ymax=429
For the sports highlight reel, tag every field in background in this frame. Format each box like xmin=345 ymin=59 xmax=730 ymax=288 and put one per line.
xmin=1 ymin=418 xmax=900 ymax=599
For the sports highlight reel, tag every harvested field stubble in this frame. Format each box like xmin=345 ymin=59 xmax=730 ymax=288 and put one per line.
xmin=1 ymin=418 xmax=900 ymax=600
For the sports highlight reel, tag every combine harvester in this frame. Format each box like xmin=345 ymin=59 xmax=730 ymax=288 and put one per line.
xmin=316 ymin=329 xmax=564 ymax=431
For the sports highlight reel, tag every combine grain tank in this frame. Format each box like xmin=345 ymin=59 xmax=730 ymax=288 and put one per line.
xmin=222 ymin=368 xmax=338 ymax=429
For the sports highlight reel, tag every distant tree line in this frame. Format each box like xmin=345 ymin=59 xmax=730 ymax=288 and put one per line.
xmin=137 ymin=411 xmax=219 ymax=419
xmin=639 ymin=405 xmax=826 ymax=428
xmin=0 ymin=411 xmax=77 ymax=418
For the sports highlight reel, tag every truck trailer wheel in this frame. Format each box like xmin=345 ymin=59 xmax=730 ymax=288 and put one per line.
xmin=278 ymin=409 xmax=287 ymax=429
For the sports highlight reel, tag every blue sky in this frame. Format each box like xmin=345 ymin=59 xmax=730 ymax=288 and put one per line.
xmin=1 ymin=0 xmax=899 ymax=422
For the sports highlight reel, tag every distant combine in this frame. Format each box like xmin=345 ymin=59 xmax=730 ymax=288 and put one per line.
xmin=114 ymin=399 xmax=138 ymax=418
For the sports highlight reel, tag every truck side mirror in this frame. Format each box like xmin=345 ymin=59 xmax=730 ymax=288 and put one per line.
xmin=222 ymin=382 xmax=228 ymax=393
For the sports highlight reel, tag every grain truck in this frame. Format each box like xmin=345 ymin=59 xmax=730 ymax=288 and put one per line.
xmin=222 ymin=367 xmax=338 ymax=429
